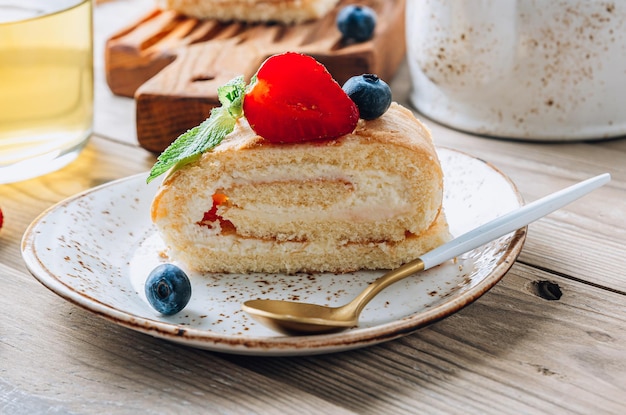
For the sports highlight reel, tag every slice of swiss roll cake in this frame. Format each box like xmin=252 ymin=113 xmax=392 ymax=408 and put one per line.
xmin=155 ymin=0 xmax=340 ymax=23
xmin=148 ymin=52 xmax=450 ymax=273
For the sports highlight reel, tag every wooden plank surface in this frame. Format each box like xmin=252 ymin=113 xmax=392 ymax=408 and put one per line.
xmin=226 ymin=263 xmax=626 ymax=414
xmin=1 ymin=0 xmax=625 ymax=413
xmin=106 ymin=0 xmax=406 ymax=98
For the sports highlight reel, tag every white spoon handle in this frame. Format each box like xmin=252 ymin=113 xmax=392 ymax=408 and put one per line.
xmin=421 ymin=173 xmax=611 ymax=270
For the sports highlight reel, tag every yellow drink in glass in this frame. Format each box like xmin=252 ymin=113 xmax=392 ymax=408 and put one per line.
xmin=0 ymin=0 xmax=93 ymax=183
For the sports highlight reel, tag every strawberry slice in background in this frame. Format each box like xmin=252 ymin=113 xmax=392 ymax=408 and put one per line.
xmin=243 ymin=52 xmax=359 ymax=143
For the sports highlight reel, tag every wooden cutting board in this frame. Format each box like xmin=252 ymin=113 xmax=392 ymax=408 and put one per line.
xmin=105 ymin=0 xmax=406 ymax=153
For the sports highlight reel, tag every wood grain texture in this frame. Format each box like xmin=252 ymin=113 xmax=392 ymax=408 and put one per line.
xmin=224 ymin=263 xmax=626 ymax=414
xmin=106 ymin=0 xmax=405 ymax=96
xmin=1 ymin=0 xmax=625 ymax=413
xmin=0 ymin=265 xmax=357 ymax=415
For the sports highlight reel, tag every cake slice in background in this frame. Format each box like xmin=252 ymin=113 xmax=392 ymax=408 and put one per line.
xmin=155 ymin=0 xmax=340 ymax=23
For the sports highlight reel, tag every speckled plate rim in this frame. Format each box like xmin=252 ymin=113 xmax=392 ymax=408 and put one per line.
xmin=21 ymin=147 xmax=526 ymax=356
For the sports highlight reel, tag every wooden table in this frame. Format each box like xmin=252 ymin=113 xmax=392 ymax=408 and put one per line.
xmin=2 ymin=1 xmax=625 ymax=413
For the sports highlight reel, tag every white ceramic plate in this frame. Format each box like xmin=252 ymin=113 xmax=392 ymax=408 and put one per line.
xmin=22 ymin=148 xmax=525 ymax=356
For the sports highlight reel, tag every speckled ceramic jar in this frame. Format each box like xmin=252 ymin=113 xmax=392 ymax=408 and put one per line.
xmin=406 ymin=0 xmax=626 ymax=140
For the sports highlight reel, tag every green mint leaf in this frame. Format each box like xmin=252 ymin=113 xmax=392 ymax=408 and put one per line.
xmin=219 ymin=76 xmax=246 ymax=114
xmin=146 ymin=107 xmax=236 ymax=183
xmin=147 ymin=76 xmax=246 ymax=183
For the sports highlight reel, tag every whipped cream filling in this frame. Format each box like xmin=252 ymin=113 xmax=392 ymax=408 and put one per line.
xmin=162 ymin=159 xmax=434 ymax=245
xmin=216 ymin=164 xmax=411 ymax=222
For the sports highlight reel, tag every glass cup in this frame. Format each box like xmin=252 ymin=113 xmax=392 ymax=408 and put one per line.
xmin=0 ymin=0 xmax=93 ymax=184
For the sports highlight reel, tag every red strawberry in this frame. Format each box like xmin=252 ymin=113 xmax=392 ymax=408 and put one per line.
xmin=243 ymin=52 xmax=359 ymax=143
xmin=0 ymin=207 xmax=3 ymax=231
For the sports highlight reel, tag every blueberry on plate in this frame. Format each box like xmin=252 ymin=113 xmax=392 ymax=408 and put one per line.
xmin=342 ymin=74 xmax=392 ymax=120
xmin=145 ymin=263 xmax=191 ymax=315
xmin=336 ymin=5 xmax=377 ymax=42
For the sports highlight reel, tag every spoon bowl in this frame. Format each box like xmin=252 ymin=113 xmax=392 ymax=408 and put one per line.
xmin=243 ymin=257 xmax=426 ymax=335
xmin=242 ymin=174 xmax=610 ymax=335
xmin=242 ymin=300 xmax=357 ymax=334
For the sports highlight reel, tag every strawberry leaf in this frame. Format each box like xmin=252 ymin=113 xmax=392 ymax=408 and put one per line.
xmin=147 ymin=76 xmax=246 ymax=183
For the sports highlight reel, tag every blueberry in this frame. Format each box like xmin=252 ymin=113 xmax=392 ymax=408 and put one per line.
xmin=336 ymin=5 xmax=377 ymax=42
xmin=342 ymin=74 xmax=392 ymax=120
xmin=145 ymin=264 xmax=191 ymax=315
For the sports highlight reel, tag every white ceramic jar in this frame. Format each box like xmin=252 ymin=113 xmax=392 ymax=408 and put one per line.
xmin=406 ymin=0 xmax=626 ymax=140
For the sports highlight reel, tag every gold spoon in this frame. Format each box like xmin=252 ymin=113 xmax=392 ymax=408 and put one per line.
xmin=242 ymin=173 xmax=610 ymax=335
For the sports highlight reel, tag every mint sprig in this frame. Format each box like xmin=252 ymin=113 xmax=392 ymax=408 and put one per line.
xmin=147 ymin=76 xmax=246 ymax=183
